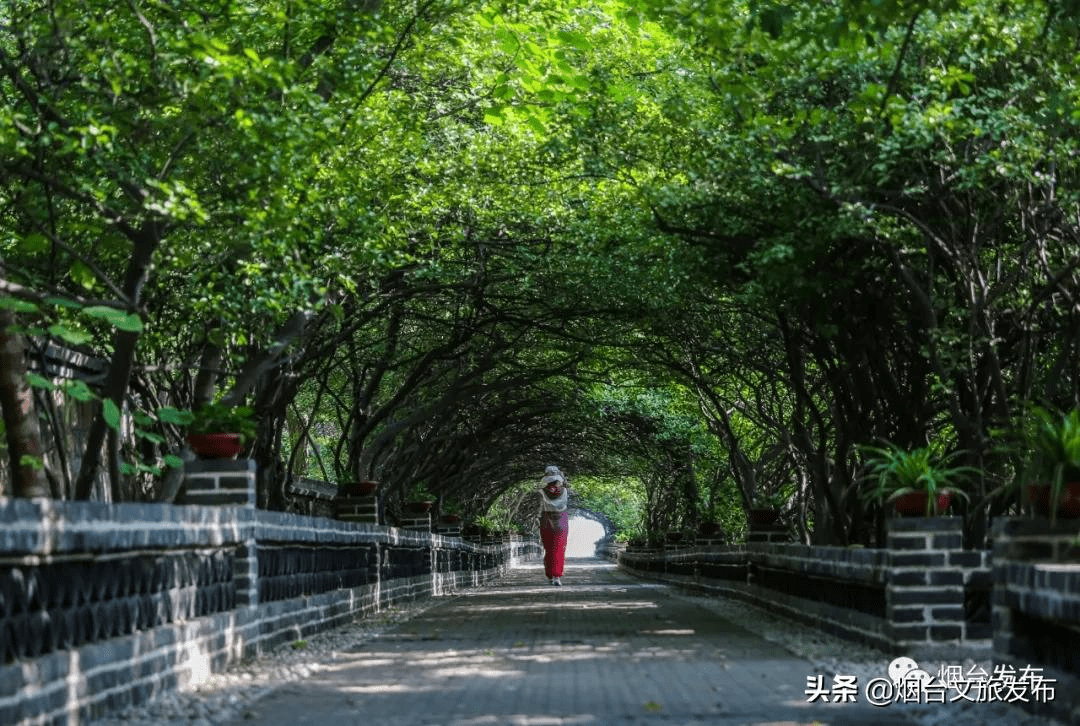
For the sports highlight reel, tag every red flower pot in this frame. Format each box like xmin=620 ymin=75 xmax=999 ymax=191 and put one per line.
xmin=440 ymin=513 xmax=462 ymax=524
xmin=749 ymin=508 xmax=780 ymax=525
xmin=406 ymin=500 xmax=433 ymax=513
xmin=340 ymin=480 xmax=379 ymax=496
xmin=892 ymin=491 xmax=951 ymax=516
xmin=1027 ymin=482 xmax=1080 ymax=519
xmin=186 ymin=433 xmax=242 ymax=459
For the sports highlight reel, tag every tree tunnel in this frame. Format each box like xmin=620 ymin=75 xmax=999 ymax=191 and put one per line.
xmin=2 ymin=1 xmax=1071 ymax=552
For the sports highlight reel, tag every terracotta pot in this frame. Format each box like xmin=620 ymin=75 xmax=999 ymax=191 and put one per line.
xmin=1027 ymin=482 xmax=1080 ymax=519
xmin=340 ymin=480 xmax=379 ymax=497
xmin=440 ymin=513 xmax=462 ymax=524
xmin=186 ymin=433 xmax=242 ymax=459
xmin=749 ymin=508 xmax=780 ymax=525
xmin=406 ymin=500 xmax=433 ymax=513
xmin=892 ymin=491 xmax=952 ymax=516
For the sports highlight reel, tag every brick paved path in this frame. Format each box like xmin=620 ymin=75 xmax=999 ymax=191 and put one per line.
xmin=226 ymin=558 xmax=916 ymax=725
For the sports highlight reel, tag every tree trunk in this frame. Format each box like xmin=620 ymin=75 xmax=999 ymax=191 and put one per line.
xmin=74 ymin=227 xmax=158 ymax=500
xmin=193 ymin=332 xmax=223 ymax=408
xmin=0 ymin=309 xmax=50 ymax=497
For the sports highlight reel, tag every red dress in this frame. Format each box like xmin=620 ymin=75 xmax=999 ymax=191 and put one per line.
xmin=540 ymin=510 xmax=569 ymax=578
xmin=539 ymin=481 xmax=569 ymax=578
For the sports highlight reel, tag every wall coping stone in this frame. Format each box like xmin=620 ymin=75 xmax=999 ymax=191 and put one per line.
xmin=0 ymin=500 xmax=503 ymax=560
xmin=0 ymin=499 xmax=251 ymax=556
xmin=992 ymin=517 xmax=1080 ymax=537
xmin=252 ymin=511 xmax=491 ymax=551
xmin=288 ymin=477 xmax=338 ymax=501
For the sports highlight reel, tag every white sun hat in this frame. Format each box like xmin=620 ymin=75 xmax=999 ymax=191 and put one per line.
xmin=542 ymin=465 xmax=565 ymax=484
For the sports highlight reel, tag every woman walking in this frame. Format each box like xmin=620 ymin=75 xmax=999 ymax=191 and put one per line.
xmin=538 ymin=465 xmax=571 ymax=585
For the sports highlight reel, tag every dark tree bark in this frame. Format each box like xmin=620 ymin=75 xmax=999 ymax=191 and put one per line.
xmin=74 ymin=225 xmax=158 ymax=500
xmin=0 ymin=309 xmax=50 ymax=497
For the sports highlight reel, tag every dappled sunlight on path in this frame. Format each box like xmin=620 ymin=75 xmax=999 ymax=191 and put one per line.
xmin=224 ymin=557 xmax=917 ymax=726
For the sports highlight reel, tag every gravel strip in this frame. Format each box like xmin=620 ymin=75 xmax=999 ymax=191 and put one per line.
xmin=90 ymin=598 xmax=443 ymax=726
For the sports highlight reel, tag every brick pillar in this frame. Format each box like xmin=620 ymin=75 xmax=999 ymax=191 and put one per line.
xmin=182 ymin=459 xmax=255 ymax=506
xmin=747 ymin=523 xmax=791 ymax=544
xmin=334 ymin=494 xmax=378 ymax=523
xmin=991 ymin=517 xmax=1080 ymax=725
xmin=400 ymin=513 xmax=431 ymax=531
xmin=434 ymin=524 xmax=461 ymax=537
xmin=886 ymin=517 xmax=968 ymax=657
xmin=991 ymin=518 xmax=1080 ymax=665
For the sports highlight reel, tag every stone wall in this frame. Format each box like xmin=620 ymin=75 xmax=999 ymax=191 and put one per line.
xmin=0 ymin=467 xmax=537 ymax=726
xmin=608 ymin=517 xmax=993 ymax=659
xmin=992 ymin=517 xmax=1080 ymax=725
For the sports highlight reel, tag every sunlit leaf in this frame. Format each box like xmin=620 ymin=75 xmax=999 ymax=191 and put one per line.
xmin=21 ymin=233 xmax=49 ymax=254
xmin=102 ymin=399 xmax=121 ymax=429
xmin=0 ymin=297 xmax=39 ymax=314
xmin=26 ymin=372 xmax=53 ymax=390
xmin=157 ymin=407 xmax=194 ymax=425
xmin=69 ymin=261 xmax=97 ymax=289
xmin=82 ymin=306 xmax=143 ymax=333
xmin=62 ymin=379 xmax=96 ymax=402
xmin=48 ymin=323 xmax=93 ymax=345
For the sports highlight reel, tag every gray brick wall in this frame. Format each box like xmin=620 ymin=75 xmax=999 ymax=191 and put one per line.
xmin=991 ymin=517 xmax=1080 ymax=726
xmin=615 ymin=516 xmax=993 ymax=659
xmin=0 ymin=491 xmax=537 ymax=726
xmin=180 ymin=460 xmax=256 ymax=507
xmin=333 ymin=494 xmax=377 ymax=523
xmin=884 ymin=517 xmax=992 ymax=659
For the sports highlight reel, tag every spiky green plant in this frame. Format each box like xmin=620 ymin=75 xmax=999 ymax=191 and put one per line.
xmin=859 ymin=442 xmax=976 ymax=516
xmin=1021 ymin=406 xmax=1080 ymax=523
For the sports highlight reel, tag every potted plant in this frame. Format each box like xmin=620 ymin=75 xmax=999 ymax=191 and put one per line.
xmin=749 ymin=491 xmax=786 ymax=525
xmin=665 ymin=530 xmax=686 ymax=544
xmin=859 ymin=441 xmax=974 ymax=516
xmin=698 ymin=499 xmax=726 ymax=535
xmin=405 ymin=483 xmax=435 ymax=513
xmin=698 ymin=520 xmax=723 ymax=536
xmin=438 ymin=498 xmax=463 ymax=524
xmin=186 ymin=402 xmax=257 ymax=459
xmin=1021 ymin=406 xmax=1080 ymax=521
xmin=472 ymin=514 xmax=498 ymax=538
xmin=338 ymin=479 xmax=379 ymax=497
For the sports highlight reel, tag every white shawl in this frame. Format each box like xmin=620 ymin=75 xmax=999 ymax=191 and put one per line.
xmin=538 ymin=467 xmax=569 ymax=513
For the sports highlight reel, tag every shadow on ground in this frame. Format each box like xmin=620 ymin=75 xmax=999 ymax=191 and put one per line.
xmin=224 ymin=557 xmax=918 ymax=726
